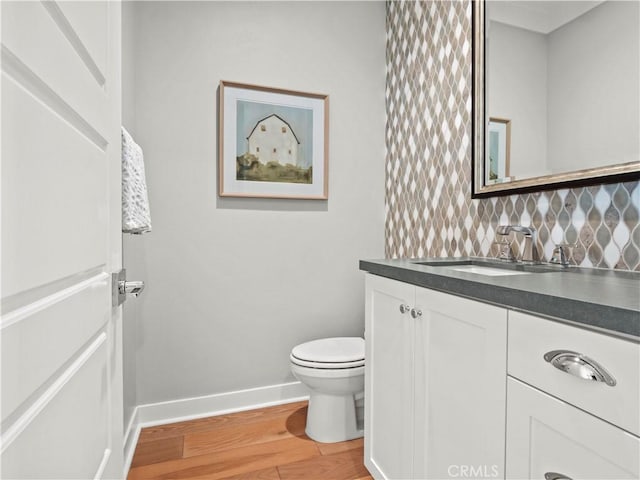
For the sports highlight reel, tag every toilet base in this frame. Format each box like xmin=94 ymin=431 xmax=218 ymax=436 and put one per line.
xmin=290 ymin=358 xmax=365 ymax=444
xmin=305 ymin=392 xmax=364 ymax=443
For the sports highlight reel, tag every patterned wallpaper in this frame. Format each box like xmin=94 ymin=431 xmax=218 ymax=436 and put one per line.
xmin=385 ymin=0 xmax=640 ymax=270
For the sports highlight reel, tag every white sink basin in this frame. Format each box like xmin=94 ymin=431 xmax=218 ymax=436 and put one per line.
xmin=449 ymin=265 xmax=532 ymax=276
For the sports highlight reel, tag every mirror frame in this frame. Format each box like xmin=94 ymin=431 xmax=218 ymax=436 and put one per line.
xmin=472 ymin=0 xmax=640 ymax=198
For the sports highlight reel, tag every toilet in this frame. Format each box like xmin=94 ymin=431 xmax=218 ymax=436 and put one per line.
xmin=290 ymin=337 xmax=365 ymax=443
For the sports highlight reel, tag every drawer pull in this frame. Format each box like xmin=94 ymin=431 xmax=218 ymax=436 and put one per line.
xmin=544 ymin=473 xmax=573 ymax=480
xmin=543 ymin=350 xmax=616 ymax=387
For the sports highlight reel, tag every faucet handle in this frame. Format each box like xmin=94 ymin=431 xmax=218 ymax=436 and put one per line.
xmin=550 ymin=244 xmax=574 ymax=267
xmin=494 ymin=238 xmax=515 ymax=261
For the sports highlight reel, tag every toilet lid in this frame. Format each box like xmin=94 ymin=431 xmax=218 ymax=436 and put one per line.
xmin=291 ymin=337 xmax=364 ymax=366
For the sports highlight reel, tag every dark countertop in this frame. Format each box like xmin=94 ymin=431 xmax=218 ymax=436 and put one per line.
xmin=360 ymin=257 xmax=640 ymax=341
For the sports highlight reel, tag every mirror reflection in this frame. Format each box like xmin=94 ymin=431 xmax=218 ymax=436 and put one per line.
xmin=481 ymin=0 xmax=639 ymax=189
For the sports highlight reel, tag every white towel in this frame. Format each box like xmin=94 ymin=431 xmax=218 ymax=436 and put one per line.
xmin=122 ymin=126 xmax=152 ymax=234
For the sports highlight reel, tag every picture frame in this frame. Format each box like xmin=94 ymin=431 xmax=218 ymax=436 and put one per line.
xmin=219 ymin=80 xmax=329 ymax=199
xmin=487 ymin=117 xmax=511 ymax=184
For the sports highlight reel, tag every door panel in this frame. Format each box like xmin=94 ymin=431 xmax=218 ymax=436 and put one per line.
xmin=57 ymin=1 xmax=109 ymax=77
xmin=1 ymin=76 xmax=107 ymax=296
xmin=365 ymin=274 xmax=414 ymax=480
xmin=1 ymin=1 xmax=108 ymax=134
xmin=413 ymin=287 xmax=507 ymax=480
xmin=1 ymin=1 xmax=123 ymax=477
xmin=1 ymin=337 xmax=110 ymax=479
xmin=1 ymin=274 xmax=109 ymax=422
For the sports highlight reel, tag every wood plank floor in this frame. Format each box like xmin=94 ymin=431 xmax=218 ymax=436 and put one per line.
xmin=127 ymin=401 xmax=372 ymax=480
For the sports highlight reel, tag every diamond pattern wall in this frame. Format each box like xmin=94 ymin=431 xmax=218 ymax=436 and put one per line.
xmin=385 ymin=0 xmax=640 ymax=271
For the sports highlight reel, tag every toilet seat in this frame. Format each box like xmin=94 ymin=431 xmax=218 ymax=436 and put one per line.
xmin=290 ymin=337 xmax=364 ymax=369
xmin=290 ymin=355 xmax=365 ymax=369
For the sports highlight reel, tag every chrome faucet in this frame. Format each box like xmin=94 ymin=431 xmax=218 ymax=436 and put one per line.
xmin=496 ymin=225 xmax=539 ymax=263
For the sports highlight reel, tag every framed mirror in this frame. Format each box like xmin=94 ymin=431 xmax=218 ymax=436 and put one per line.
xmin=473 ymin=0 xmax=640 ymax=198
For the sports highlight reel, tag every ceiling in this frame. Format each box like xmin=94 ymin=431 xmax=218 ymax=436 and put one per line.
xmin=488 ymin=1 xmax=605 ymax=34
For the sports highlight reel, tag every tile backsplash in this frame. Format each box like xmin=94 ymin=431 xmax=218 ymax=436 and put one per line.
xmin=385 ymin=0 xmax=640 ymax=270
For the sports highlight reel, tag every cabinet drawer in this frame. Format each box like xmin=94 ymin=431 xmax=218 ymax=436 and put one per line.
xmin=506 ymin=377 xmax=639 ymax=480
xmin=508 ymin=311 xmax=640 ymax=435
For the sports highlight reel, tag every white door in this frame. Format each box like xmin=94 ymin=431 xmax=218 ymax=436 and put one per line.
xmin=1 ymin=1 xmax=123 ymax=478
xmin=364 ymin=274 xmax=414 ymax=480
xmin=413 ymin=287 xmax=507 ymax=480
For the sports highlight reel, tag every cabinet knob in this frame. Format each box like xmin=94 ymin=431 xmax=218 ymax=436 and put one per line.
xmin=543 ymin=350 xmax=616 ymax=387
xmin=399 ymin=304 xmax=410 ymax=314
xmin=545 ymin=473 xmax=573 ymax=480
xmin=410 ymin=308 xmax=422 ymax=319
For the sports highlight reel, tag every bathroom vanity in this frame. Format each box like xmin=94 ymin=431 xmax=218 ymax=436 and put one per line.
xmin=360 ymin=258 xmax=640 ymax=480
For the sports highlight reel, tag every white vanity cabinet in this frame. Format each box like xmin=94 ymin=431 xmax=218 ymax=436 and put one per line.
xmin=506 ymin=311 xmax=640 ymax=480
xmin=364 ymin=274 xmax=508 ymax=480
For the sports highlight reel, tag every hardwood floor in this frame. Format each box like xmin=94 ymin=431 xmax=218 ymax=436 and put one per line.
xmin=127 ymin=401 xmax=372 ymax=480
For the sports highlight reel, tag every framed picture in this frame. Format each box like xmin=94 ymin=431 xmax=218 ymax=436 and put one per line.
xmin=487 ymin=117 xmax=511 ymax=183
xmin=219 ymin=81 xmax=329 ymax=199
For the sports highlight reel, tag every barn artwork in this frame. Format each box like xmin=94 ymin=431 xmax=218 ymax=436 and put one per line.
xmin=236 ymin=101 xmax=313 ymax=184
xmin=219 ymin=81 xmax=328 ymax=199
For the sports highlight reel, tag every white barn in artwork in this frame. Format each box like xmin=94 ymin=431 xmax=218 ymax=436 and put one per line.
xmin=247 ymin=114 xmax=300 ymax=166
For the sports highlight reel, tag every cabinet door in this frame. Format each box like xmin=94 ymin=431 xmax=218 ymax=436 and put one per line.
xmin=365 ymin=274 xmax=414 ymax=480
xmin=506 ymin=377 xmax=640 ymax=480
xmin=413 ymin=287 xmax=507 ymax=480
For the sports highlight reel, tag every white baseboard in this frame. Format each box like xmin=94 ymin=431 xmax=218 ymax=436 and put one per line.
xmin=122 ymin=381 xmax=308 ymax=475
xmin=136 ymin=381 xmax=309 ymax=427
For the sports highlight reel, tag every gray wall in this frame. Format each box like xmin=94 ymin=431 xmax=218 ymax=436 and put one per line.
xmin=489 ymin=1 xmax=639 ymax=179
xmin=547 ymin=0 xmax=639 ymax=172
xmin=489 ymin=21 xmax=547 ymax=179
xmin=123 ymin=1 xmax=385 ymax=406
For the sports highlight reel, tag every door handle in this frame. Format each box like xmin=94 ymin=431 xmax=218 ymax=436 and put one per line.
xmin=112 ymin=269 xmax=145 ymax=306
xmin=543 ymin=350 xmax=616 ymax=386
xmin=545 ymin=472 xmax=573 ymax=480
xmin=119 ymin=280 xmax=145 ymax=297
